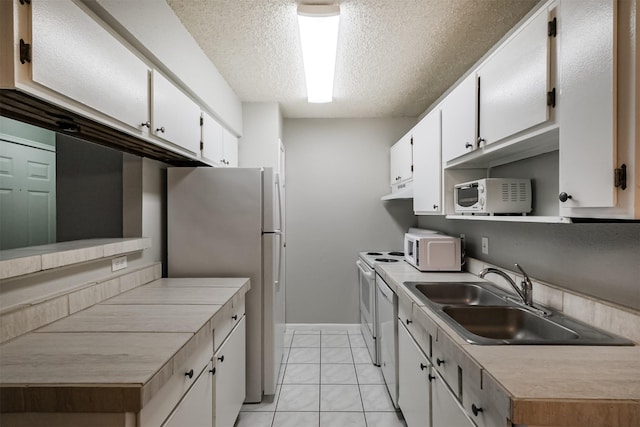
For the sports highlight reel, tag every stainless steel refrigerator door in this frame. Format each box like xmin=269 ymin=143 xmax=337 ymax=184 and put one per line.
xmin=167 ymin=167 xmax=264 ymax=402
xmin=262 ymin=232 xmax=284 ymax=395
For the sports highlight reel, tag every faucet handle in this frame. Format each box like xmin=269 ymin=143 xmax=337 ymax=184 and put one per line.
xmin=515 ymin=263 xmax=534 ymax=305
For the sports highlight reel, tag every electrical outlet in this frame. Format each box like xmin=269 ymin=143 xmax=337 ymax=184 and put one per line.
xmin=481 ymin=237 xmax=489 ymax=255
xmin=112 ymin=256 xmax=127 ymax=272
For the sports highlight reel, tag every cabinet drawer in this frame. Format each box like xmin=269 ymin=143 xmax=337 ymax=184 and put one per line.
xmin=463 ymin=370 xmax=511 ymax=427
xmin=432 ymin=328 xmax=463 ymax=397
xmin=213 ymin=298 xmax=245 ymax=351
xmin=139 ymin=324 xmax=214 ymax=427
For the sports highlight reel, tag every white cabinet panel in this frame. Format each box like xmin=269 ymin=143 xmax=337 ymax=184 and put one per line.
xmin=432 ymin=370 xmax=475 ymax=427
xmin=477 ymin=7 xmax=550 ymax=146
xmin=441 ymin=74 xmax=477 ymax=163
xmin=398 ymin=322 xmax=431 ymax=427
xmin=31 ymin=0 xmax=149 ymax=131
xmin=558 ymin=0 xmax=617 ymax=209
xmin=214 ymin=316 xmax=245 ymax=427
xmin=163 ymin=362 xmax=213 ymax=427
xmin=222 ymin=129 xmax=238 ymax=168
xmin=151 ymin=70 xmax=201 ymax=155
xmin=201 ymin=111 xmax=225 ymax=165
xmin=413 ymin=109 xmax=442 ymax=214
xmin=390 ymin=133 xmax=413 ymax=186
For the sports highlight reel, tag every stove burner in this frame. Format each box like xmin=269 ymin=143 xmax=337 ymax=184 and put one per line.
xmin=375 ymin=258 xmax=399 ymax=263
xmin=388 ymin=251 xmax=404 ymax=256
xmin=367 ymin=252 xmax=383 ymax=255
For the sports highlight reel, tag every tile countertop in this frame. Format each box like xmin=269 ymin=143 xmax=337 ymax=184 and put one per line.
xmin=377 ymin=261 xmax=640 ymax=426
xmin=0 ymin=277 xmax=250 ymax=414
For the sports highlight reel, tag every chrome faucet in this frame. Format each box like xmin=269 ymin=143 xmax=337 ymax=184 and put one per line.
xmin=479 ymin=263 xmax=534 ymax=306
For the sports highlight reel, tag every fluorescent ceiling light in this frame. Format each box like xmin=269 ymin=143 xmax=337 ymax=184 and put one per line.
xmin=297 ymin=5 xmax=340 ymax=103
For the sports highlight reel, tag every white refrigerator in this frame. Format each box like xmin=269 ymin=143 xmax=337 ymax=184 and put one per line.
xmin=167 ymin=167 xmax=285 ymax=403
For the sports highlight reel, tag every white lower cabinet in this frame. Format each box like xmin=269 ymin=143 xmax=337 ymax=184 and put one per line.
xmin=213 ymin=316 xmax=246 ymax=427
xmin=163 ymin=361 xmax=214 ymax=427
xmin=431 ymin=369 xmax=475 ymax=427
xmin=398 ymin=321 xmax=431 ymax=427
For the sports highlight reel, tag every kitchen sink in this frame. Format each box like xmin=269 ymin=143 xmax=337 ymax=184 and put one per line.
xmin=413 ymin=283 xmax=508 ymax=306
xmin=442 ymin=306 xmax=579 ymax=343
xmin=404 ymin=281 xmax=633 ymax=346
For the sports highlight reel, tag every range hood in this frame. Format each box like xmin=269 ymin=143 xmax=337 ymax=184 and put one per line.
xmin=381 ymin=182 xmax=413 ymax=200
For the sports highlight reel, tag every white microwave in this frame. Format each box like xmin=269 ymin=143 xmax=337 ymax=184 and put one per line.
xmin=454 ymin=178 xmax=532 ymax=214
xmin=404 ymin=233 xmax=461 ymax=272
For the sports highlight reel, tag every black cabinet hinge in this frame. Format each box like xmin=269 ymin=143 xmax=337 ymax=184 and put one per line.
xmin=411 ymin=164 xmax=414 ymax=172
xmin=548 ymin=17 xmax=557 ymax=37
xmin=614 ymin=164 xmax=627 ymax=190
xmin=200 ymin=141 xmax=204 ymax=151
xmin=19 ymin=0 xmax=31 ymax=5
xmin=547 ymin=88 xmax=556 ymax=108
xmin=199 ymin=116 xmax=203 ymax=126
xmin=410 ymin=136 xmax=413 ymax=145
xmin=19 ymin=39 xmax=31 ymax=64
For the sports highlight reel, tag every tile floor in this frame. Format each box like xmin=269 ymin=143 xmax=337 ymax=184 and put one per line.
xmin=237 ymin=326 xmax=408 ymax=427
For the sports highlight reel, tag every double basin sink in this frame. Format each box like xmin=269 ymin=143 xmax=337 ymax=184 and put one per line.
xmin=404 ymin=281 xmax=633 ymax=345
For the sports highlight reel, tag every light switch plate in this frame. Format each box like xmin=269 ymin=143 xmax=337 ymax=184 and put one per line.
xmin=112 ymin=256 xmax=127 ymax=272
xmin=481 ymin=237 xmax=489 ymax=255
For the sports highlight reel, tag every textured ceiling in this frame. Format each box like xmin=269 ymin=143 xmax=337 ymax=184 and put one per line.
xmin=166 ymin=0 xmax=541 ymax=118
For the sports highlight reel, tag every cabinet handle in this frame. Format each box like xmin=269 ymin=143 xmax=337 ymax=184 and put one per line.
xmin=559 ymin=192 xmax=573 ymax=203
xmin=465 ymin=142 xmax=473 ymax=149
xmin=209 ymin=367 xmax=216 ymax=375
xmin=436 ymin=358 xmax=445 ymax=366
xmin=217 ymin=355 xmax=225 ymax=363
xmin=428 ymin=374 xmax=436 ymax=382
xmin=185 ymin=369 xmax=194 ymax=379
xmin=433 ymin=204 xmax=438 ymax=210
xmin=472 ymin=404 xmax=483 ymax=416
xmin=232 ymin=314 xmax=238 ymax=321
xmin=140 ymin=121 xmax=150 ymax=128
xmin=420 ymin=363 xmax=428 ymax=371
xmin=405 ymin=319 xmax=412 ymax=325
xmin=477 ymin=137 xmax=486 ymax=145
xmin=156 ymin=126 xmax=165 ymax=133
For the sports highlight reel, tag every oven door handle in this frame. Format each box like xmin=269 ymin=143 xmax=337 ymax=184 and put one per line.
xmin=356 ymin=260 xmax=374 ymax=279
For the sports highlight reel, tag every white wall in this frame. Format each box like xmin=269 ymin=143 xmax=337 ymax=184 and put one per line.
xmin=283 ymin=118 xmax=417 ymax=324
xmin=239 ymin=102 xmax=282 ymax=169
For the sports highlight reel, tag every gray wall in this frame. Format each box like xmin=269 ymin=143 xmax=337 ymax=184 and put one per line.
xmin=283 ymin=118 xmax=417 ymax=324
xmin=418 ymin=218 xmax=640 ymax=311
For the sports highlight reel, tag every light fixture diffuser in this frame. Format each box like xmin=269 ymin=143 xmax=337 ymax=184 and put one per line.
xmin=297 ymin=4 xmax=340 ymax=103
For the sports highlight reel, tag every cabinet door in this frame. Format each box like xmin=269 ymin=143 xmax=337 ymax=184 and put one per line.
xmin=31 ymin=0 xmax=149 ymax=131
xmin=441 ymin=74 xmax=477 ymax=162
xmin=214 ymin=316 xmax=246 ymax=427
xmin=151 ymin=70 xmax=201 ymax=156
xmin=477 ymin=7 xmax=550 ymax=145
xmin=222 ymin=129 xmax=239 ymax=167
xmin=201 ymin=111 xmax=225 ymax=165
xmin=432 ymin=370 xmax=475 ymax=427
xmin=398 ymin=322 xmax=431 ymax=427
xmin=413 ymin=109 xmax=442 ymax=214
xmin=163 ymin=361 xmax=213 ymax=427
xmin=390 ymin=134 xmax=413 ymax=185
xmin=558 ymin=0 xmax=617 ymax=210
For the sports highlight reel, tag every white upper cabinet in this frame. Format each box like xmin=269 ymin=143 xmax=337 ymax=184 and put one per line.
xmin=413 ymin=109 xmax=442 ymax=214
xmin=558 ymin=0 xmax=617 ymax=211
xmin=201 ymin=112 xmax=239 ymax=167
xmin=390 ymin=133 xmax=413 ymax=186
xmin=30 ymin=0 xmax=149 ymax=132
xmin=441 ymin=73 xmax=477 ymax=163
xmin=222 ymin=129 xmax=239 ymax=168
xmin=477 ymin=6 xmax=552 ymax=146
xmin=151 ymin=70 xmax=201 ymax=156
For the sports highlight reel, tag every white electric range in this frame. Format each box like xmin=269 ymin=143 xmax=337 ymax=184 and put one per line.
xmin=356 ymin=250 xmax=404 ymax=365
